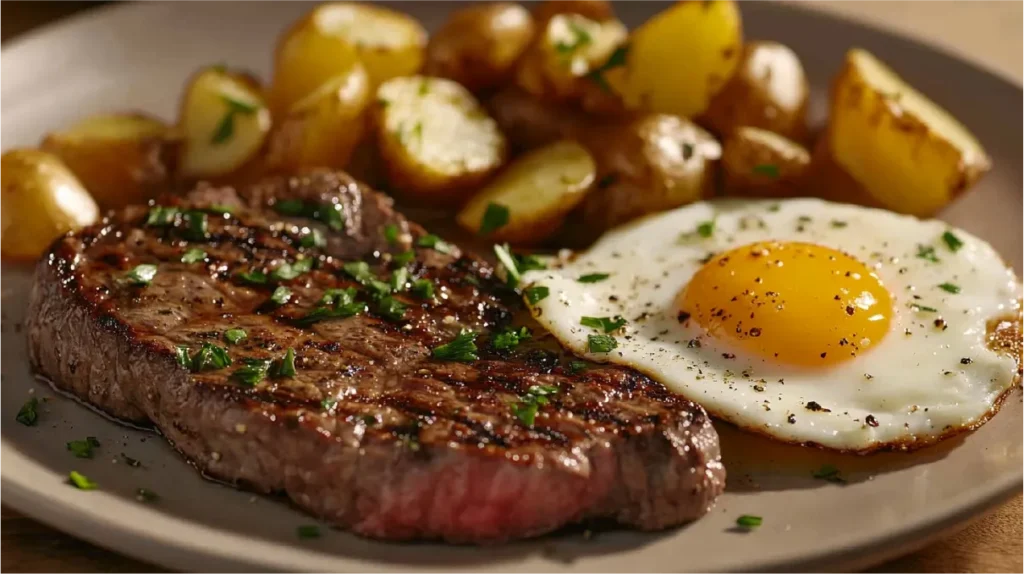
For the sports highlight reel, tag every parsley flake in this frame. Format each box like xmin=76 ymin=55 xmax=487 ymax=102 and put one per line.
xmin=411 ymin=278 xmax=434 ymax=299
xmin=299 ymin=227 xmax=326 ymax=249
xmin=588 ymin=334 xmax=617 ymax=353
xmin=752 ymin=164 xmax=780 ymax=178
xmin=585 ymin=44 xmax=628 ymax=92
xmin=272 ymin=348 xmax=298 ymax=378
xmin=941 ymin=231 xmax=964 ymax=252
xmin=211 ymin=93 xmax=260 ymax=145
xmin=270 ymin=286 xmax=293 ymax=306
xmin=493 ymin=326 xmax=532 ymax=350
xmin=181 ymin=248 xmax=207 ymax=264
xmin=580 ymin=316 xmax=627 ymax=333
xmin=236 ymin=270 xmax=268 ymax=285
xmin=696 ymin=219 xmax=715 ymax=238
xmin=375 ymin=296 xmax=407 ymax=321
xmin=417 ymin=234 xmax=452 ymax=254
xmin=916 ymin=245 xmax=940 ymax=263
xmin=68 ymin=471 xmax=97 ymax=490
xmin=231 ymin=358 xmax=270 ymax=386
xmin=145 ymin=206 xmax=180 ymax=226
xmin=67 ymin=437 xmax=101 ymax=459
xmin=224 ymin=328 xmax=247 ymax=345
xmin=270 ymin=258 xmax=314 ymax=282
xmin=383 ymin=224 xmax=399 ymax=245
xmin=125 ymin=264 xmax=158 ymax=286
xmin=512 ymin=384 xmax=560 ymax=427
xmin=736 ymin=515 xmax=763 ymax=528
xmin=812 ymin=464 xmax=845 ymax=483
xmin=16 ymin=397 xmax=39 ymax=426
xmin=938 ymin=282 xmax=961 ymax=294
xmin=577 ymin=273 xmax=610 ymax=283
xmin=190 ymin=342 xmax=232 ymax=372
xmin=524 ymin=285 xmax=550 ymax=305
xmin=480 ymin=203 xmax=510 ymax=235
xmin=910 ymin=303 xmax=939 ymax=313
xmin=432 ymin=330 xmax=479 ymax=362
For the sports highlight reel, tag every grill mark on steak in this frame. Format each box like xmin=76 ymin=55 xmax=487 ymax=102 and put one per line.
xmin=27 ymin=170 xmax=725 ymax=543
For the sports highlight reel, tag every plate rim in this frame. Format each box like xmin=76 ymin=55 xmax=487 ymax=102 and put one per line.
xmin=1 ymin=1 xmax=1021 ymax=572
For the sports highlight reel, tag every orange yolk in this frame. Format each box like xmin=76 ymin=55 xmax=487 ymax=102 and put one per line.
xmin=677 ymin=241 xmax=893 ymax=367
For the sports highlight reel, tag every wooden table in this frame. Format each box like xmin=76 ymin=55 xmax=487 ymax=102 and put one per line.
xmin=1 ymin=2 xmax=1021 ymax=572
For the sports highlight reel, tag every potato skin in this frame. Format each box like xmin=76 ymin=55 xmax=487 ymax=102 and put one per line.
xmin=486 ymin=87 xmax=594 ymax=151
xmin=1 ymin=149 xmax=99 ymax=261
xmin=531 ymin=0 xmax=616 ymax=27
xmin=424 ymin=3 xmax=535 ymax=93
xmin=720 ymin=127 xmax=811 ymax=198
xmin=576 ymin=114 xmax=721 ymax=234
xmin=41 ymin=113 xmax=177 ymax=209
xmin=700 ymin=41 xmax=809 ymax=142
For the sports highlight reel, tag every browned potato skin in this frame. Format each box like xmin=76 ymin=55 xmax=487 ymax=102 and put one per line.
xmin=424 ymin=3 xmax=535 ymax=93
xmin=532 ymin=0 xmax=616 ymax=26
xmin=486 ymin=87 xmax=595 ymax=150
xmin=720 ymin=127 xmax=811 ymax=198
xmin=41 ymin=113 xmax=178 ymax=210
xmin=575 ymin=114 xmax=721 ymax=235
xmin=700 ymin=41 xmax=810 ymax=142
xmin=803 ymin=131 xmax=884 ymax=208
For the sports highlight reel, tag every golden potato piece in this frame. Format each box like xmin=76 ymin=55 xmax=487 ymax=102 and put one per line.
xmin=424 ymin=3 xmax=535 ymax=93
xmin=269 ymin=15 xmax=360 ymax=116
xmin=804 ymin=130 xmax=885 ymax=209
xmin=576 ymin=114 xmax=721 ymax=233
xmin=40 ymin=113 xmax=177 ymax=209
xmin=457 ymin=140 xmax=596 ymax=244
xmin=486 ymin=87 xmax=594 ymax=151
xmin=373 ymin=76 xmax=507 ymax=204
xmin=514 ymin=13 xmax=627 ymax=106
xmin=532 ymin=0 xmax=616 ymax=27
xmin=828 ymin=48 xmax=990 ymax=216
xmin=620 ymin=0 xmax=743 ymax=118
xmin=266 ymin=62 xmax=371 ymax=172
xmin=721 ymin=127 xmax=810 ymax=198
xmin=700 ymin=41 xmax=809 ymax=141
xmin=178 ymin=66 xmax=272 ymax=179
xmin=1 ymin=149 xmax=99 ymax=261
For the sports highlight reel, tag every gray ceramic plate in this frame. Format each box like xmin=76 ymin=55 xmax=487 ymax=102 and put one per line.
xmin=2 ymin=2 xmax=1021 ymax=572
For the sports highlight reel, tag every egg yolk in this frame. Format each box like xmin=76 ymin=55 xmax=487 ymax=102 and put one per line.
xmin=678 ymin=241 xmax=892 ymax=367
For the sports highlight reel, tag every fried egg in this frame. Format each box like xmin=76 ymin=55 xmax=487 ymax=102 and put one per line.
xmin=523 ymin=199 xmax=1021 ymax=452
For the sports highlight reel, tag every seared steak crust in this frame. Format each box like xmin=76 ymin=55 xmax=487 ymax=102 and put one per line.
xmin=27 ymin=171 xmax=724 ymax=542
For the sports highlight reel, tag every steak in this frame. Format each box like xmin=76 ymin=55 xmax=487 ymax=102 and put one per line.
xmin=26 ymin=170 xmax=725 ymax=543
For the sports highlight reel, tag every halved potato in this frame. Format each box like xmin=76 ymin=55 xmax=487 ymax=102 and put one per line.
xmin=269 ymin=14 xmax=360 ymax=116
xmin=178 ymin=66 xmax=272 ymax=179
xmin=575 ymin=114 xmax=721 ymax=234
xmin=700 ymin=41 xmax=809 ymax=141
xmin=457 ymin=140 xmax=596 ymax=244
xmin=373 ymin=76 xmax=507 ymax=204
xmin=514 ymin=13 xmax=627 ymax=106
xmin=1 ymin=149 xmax=99 ymax=260
xmin=266 ymin=62 xmax=371 ymax=172
xmin=532 ymin=0 xmax=616 ymax=27
xmin=721 ymin=127 xmax=811 ymax=198
xmin=804 ymin=129 xmax=885 ymax=208
xmin=424 ymin=3 xmax=535 ymax=93
xmin=314 ymin=3 xmax=426 ymax=88
xmin=620 ymin=0 xmax=743 ymax=118
xmin=828 ymin=48 xmax=990 ymax=216
xmin=40 ymin=113 xmax=177 ymax=209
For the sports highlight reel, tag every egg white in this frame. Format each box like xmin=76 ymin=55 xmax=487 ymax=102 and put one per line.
xmin=523 ymin=199 xmax=1020 ymax=451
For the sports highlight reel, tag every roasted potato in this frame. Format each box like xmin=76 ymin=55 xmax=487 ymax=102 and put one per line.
xmin=721 ymin=127 xmax=810 ymax=197
xmin=487 ymin=86 xmax=594 ymax=150
xmin=575 ymin=114 xmax=721 ymax=233
xmin=457 ymin=140 xmax=596 ymax=244
xmin=178 ymin=66 xmax=272 ymax=179
xmin=266 ymin=62 xmax=371 ymax=172
xmin=532 ymin=0 xmax=616 ymax=27
xmin=270 ymin=3 xmax=426 ymax=114
xmin=1 ymin=149 xmax=99 ymax=260
xmin=619 ymin=0 xmax=743 ymax=118
xmin=40 ymin=113 xmax=177 ymax=209
xmin=700 ymin=41 xmax=809 ymax=141
xmin=514 ymin=13 xmax=628 ymax=107
xmin=827 ymin=48 xmax=990 ymax=216
xmin=373 ymin=76 xmax=507 ymax=204
xmin=804 ymin=130 xmax=884 ymax=208
xmin=424 ymin=3 xmax=535 ymax=93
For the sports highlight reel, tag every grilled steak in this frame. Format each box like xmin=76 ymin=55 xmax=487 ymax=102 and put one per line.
xmin=26 ymin=170 xmax=725 ymax=543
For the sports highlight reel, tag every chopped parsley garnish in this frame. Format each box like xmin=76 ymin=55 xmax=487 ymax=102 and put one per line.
xmin=16 ymin=397 xmax=39 ymax=426
xmin=587 ymin=334 xmax=617 ymax=353
xmin=736 ymin=515 xmax=763 ymax=528
xmin=365 ymin=278 xmax=393 ymax=300
xmin=916 ymin=244 xmax=940 ymax=263
xmin=567 ymin=360 xmax=588 ymax=374
xmin=515 ymin=253 xmax=548 ymax=273
xmin=383 ymin=224 xmax=400 ymax=244
xmin=480 ymin=203 xmax=510 ymax=235
xmin=585 ymin=44 xmax=628 ymax=92
xmin=145 ymin=205 xmax=180 ymax=226
xmin=580 ymin=315 xmax=627 ymax=333
xmin=812 ymin=464 xmax=845 ymax=483
xmin=417 ymin=234 xmax=452 ymax=254
xmin=681 ymin=142 xmax=695 ymax=161
xmin=269 ymin=286 xmax=293 ymax=306
xmin=511 ymin=384 xmax=560 ymax=427
xmin=204 ymin=204 xmax=234 ymax=215
xmin=236 ymin=270 xmax=268 ymax=285
xmin=319 ymin=287 xmax=357 ymax=306
xmin=175 ymin=346 xmax=190 ymax=368
xmin=125 ymin=264 xmax=158 ymax=286
xmin=297 ymin=288 xmax=365 ymax=325
xmin=181 ymin=248 xmax=207 ymax=264
xmin=411 ymin=278 xmax=434 ymax=299
xmin=418 ymin=78 xmax=431 ymax=96
xmin=297 ymin=525 xmax=321 ymax=539
xmin=299 ymin=227 xmax=326 ymax=248
xmin=232 ymin=358 xmax=271 ymax=386
xmin=211 ymin=93 xmax=260 ymax=145
xmin=273 ymin=199 xmax=306 ymax=216
xmin=555 ymin=20 xmax=593 ymax=54
xmin=318 ymin=205 xmax=344 ymax=232
xmin=910 ymin=303 xmax=939 ymax=313
xmin=392 ymin=250 xmax=415 ymax=266
xmin=432 ymin=330 xmax=479 ymax=362
xmin=68 ymin=471 xmax=98 ymax=490
xmin=271 ymin=348 xmax=297 ymax=378
xmin=270 ymin=258 xmax=314 ymax=282
xmin=67 ymin=437 xmax=101 ymax=459
xmin=136 ymin=488 xmax=159 ymax=503
xmin=182 ymin=211 xmax=209 ymax=241
xmin=941 ymin=231 xmax=964 ymax=252
xmin=523 ymin=285 xmax=550 ymax=305
xmin=938 ymin=282 xmax=961 ymax=294
xmin=752 ymin=164 xmax=780 ymax=178
xmin=224 ymin=328 xmax=247 ymax=345
xmin=494 ymin=244 xmax=522 ymax=285
xmin=273 ymin=200 xmax=344 ymax=231
xmin=696 ymin=219 xmax=716 ymax=238
xmin=390 ymin=267 xmax=409 ymax=292
xmin=577 ymin=273 xmax=610 ymax=283
xmin=493 ymin=326 xmax=532 ymax=350
xmin=830 ymin=220 xmax=848 ymax=228
xmin=375 ymin=296 xmax=407 ymax=321
xmin=189 ymin=342 xmax=232 ymax=372
xmin=342 ymin=261 xmax=373 ymax=283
